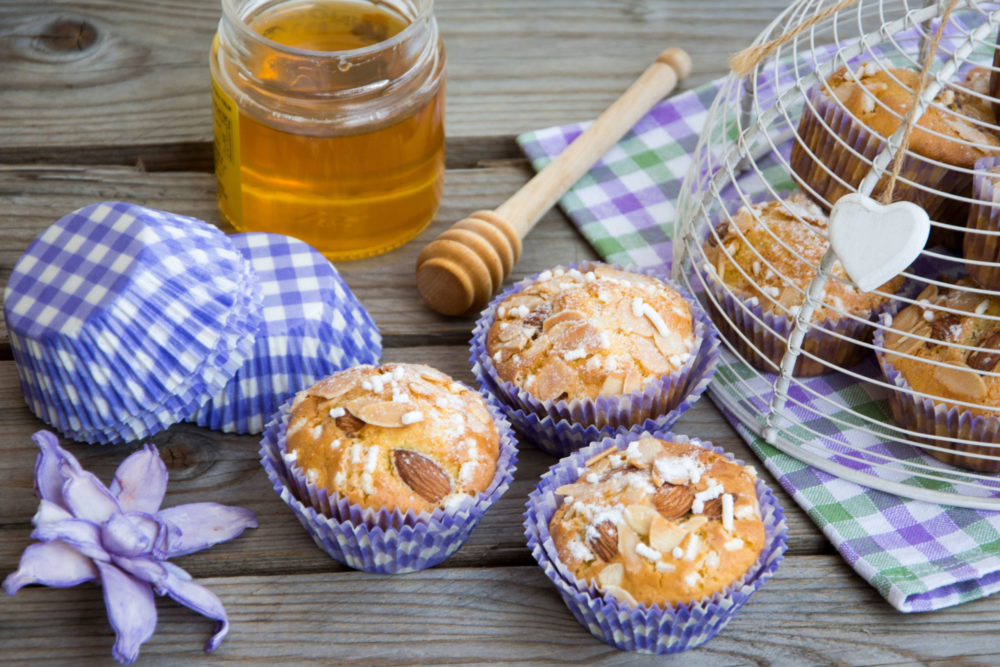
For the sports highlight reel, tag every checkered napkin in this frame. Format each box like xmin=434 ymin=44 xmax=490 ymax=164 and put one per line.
xmin=516 ymin=39 xmax=1000 ymax=612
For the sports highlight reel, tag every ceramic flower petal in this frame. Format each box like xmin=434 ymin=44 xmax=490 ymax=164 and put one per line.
xmin=110 ymin=444 xmax=167 ymax=514
xmin=159 ymin=561 xmax=229 ymax=652
xmin=59 ymin=459 xmax=121 ymax=525
xmin=96 ymin=561 xmax=157 ymax=666
xmin=31 ymin=499 xmax=73 ymax=527
xmin=31 ymin=430 xmax=81 ymax=508
xmin=2 ymin=540 xmax=98 ymax=595
xmin=111 ymin=555 xmax=167 ymax=589
xmin=101 ymin=513 xmax=155 ymax=559
xmin=156 ymin=503 xmax=259 ymax=557
xmin=31 ymin=518 xmax=110 ymax=562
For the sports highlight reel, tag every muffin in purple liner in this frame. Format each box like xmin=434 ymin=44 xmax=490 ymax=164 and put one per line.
xmin=189 ymin=233 xmax=381 ymax=434
xmin=701 ymin=193 xmax=905 ymax=377
xmin=789 ymin=64 xmax=1000 ymax=247
xmin=3 ymin=201 xmax=263 ymax=444
xmin=873 ymin=280 xmax=1000 ymax=472
xmin=259 ymin=363 xmax=518 ymax=573
xmin=471 ymin=262 xmax=718 ymax=454
xmin=523 ymin=431 xmax=786 ymax=654
xmin=965 ymin=156 xmax=1000 ymax=290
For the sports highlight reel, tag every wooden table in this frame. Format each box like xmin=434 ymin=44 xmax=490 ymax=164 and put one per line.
xmin=1 ymin=1 xmax=998 ymax=664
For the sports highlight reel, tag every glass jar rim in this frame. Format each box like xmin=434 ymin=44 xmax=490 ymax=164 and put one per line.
xmin=219 ymin=0 xmax=435 ymax=59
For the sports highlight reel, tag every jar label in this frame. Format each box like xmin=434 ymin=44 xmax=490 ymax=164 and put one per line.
xmin=211 ymin=77 xmax=242 ymax=225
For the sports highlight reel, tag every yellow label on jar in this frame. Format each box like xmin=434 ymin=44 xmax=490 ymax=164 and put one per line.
xmin=211 ymin=77 xmax=242 ymax=226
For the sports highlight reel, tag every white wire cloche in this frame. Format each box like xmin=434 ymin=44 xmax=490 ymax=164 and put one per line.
xmin=673 ymin=0 xmax=1000 ymax=509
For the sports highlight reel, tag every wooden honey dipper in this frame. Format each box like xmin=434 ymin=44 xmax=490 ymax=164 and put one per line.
xmin=415 ymin=47 xmax=692 ymax=316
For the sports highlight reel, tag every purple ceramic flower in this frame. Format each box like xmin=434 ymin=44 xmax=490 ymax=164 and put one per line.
xmin=3 ymin=430 xmax=258 ymax=664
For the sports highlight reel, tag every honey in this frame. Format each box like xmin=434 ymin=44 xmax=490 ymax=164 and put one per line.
xmin=211 ymin=0 xmax=446 ymax=260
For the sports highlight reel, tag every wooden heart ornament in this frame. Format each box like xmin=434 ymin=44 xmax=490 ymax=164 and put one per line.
xmin=828 ymin=193 xmax=930 ymax=293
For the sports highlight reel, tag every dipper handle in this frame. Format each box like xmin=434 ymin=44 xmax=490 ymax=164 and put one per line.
xmin=416 ymin=47 xmax=693 ymax=316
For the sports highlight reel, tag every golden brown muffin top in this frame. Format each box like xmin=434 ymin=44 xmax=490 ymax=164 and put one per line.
xmin=549 ymin=437 xmax=765 ymax=607
xmin=884 ymin=279 xmax=1000 ymax=416
xmin=285 ymin=363 xmax=500 ymax=515
xmin=823 ymin=64 xmax=1000 ymax=168
xmin=704 ymin=193 xmax=904 ymax=320
xmin=486 ymin=264 xmax=694 ymax=402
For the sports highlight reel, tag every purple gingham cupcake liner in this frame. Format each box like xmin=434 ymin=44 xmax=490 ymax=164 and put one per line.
xmin=259 ymin=390 xmax=518 ymax=574
xmin=874 ymin=316 xmax=1000 ymax=472
xmin=4 ymin=202 xmax=264 ymax=443
xmin=790 ymin=82 xmax=970 ymax=246
xmin=523 ymin=430 xmax=787 ymax=654
xmin=965 ymin=156 xmax=1000 ymax=290
xmin=190 ymin=233 xmax=382 ymax=434
xmin=19 ymin=254 xmax=261 ymax=443
xmin=470 ymin=262 xmax=719 ymax=453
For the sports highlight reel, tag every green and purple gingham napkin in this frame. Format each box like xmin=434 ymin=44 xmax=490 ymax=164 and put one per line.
xmin=516 ymin=71 xmax=1000 ymax=613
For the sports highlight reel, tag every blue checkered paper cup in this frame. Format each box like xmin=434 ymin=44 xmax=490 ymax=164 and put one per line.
xmin=3 ymin=201 xmax=262 ymax=443
xmin=523 ymin=431 xmax=787 ymax=654
xmin=259 ymin=392 xmax=518 ymax=574
xmin=190 ymin=233 xmax=381 ymax=434
xmin=470 ymin=262 xmax=719 ymax=456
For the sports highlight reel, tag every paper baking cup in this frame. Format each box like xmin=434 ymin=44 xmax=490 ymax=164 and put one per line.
xmin=470 ymin=263 xmax=719 ymax=452
xmin=703 ymin=258 xmax=898 ymax=377
xmin=964 ymin=156 xmax=1000 ymax=290
xmin=190 ymin=233 xmax=382 ymax=434
xmin=259 ymin=391 xmax=518 ymax=574
xmin=4 ymin=201 xmax=262 ymax=443
xmin=523 ymin=431 xmax=787 ymax=654
xmin=790 ymin=84 xmax=970 ymax=247
xmin=874 ymin=319 xmax=1000 ymax=472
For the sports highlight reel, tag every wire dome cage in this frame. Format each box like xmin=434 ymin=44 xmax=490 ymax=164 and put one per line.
xmin=673 ymin=0 xmax=1000 ymax=509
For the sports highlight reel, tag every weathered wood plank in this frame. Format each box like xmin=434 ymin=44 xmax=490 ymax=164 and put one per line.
xmin=2 ymin=559 xmax=998 ymax=665
xmin=0 ymin=164 xmax=596 ymax=346
xmin=0 ymin=0 xmax=791 ymax=164
xmin=0 ymin=346 xmax=831 ymax=587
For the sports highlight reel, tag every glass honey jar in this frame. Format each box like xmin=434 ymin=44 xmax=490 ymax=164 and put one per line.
xmin=210 ymin=0 xmax=445 ymax=260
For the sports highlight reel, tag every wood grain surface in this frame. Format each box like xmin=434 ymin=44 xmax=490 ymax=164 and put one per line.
xmin=1 ymin=0 xmax=998 ymax=664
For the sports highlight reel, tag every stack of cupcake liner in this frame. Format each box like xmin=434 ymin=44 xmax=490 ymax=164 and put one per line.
xmin=523 ymin=431 xmax=788 ymax=654
xmin=259 ymin=391 xmax=519 ymax=574
xmin=965 ymin=155 xmax=1000 ymax=290
xmin=470 ymin=262 xmax=720 ymax=456
xmin=189 ymin=232 xmax=381 ymax=434
xmin=4 ymin=202 xmax=264 ymax=444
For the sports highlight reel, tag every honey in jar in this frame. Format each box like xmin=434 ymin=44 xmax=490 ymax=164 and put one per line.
xmin=211 ymin=0 xmax=445 ymax=260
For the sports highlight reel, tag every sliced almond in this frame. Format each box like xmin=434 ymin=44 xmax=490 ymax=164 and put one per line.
xmin=701 ymin=496 xmax=723 ymax=519
xmin=588 ymin=520 xmax=618 ymax=562
xmin=682 ymin=514 xmax=709 ymax=533
xmin=585 ymin=446 xmax=618 ymax=468
xmin=554 ymin=482 xmax=590 ymax=497
xmin=623 ymin=504 xmax=657 ymax=536
xmin=352 ymin=401 xmax=413 ymax=428
xmin=599 ymin=373 xmax=625 ymax=397
xmin=392 ymin=449 xmax=451 ymax=503
xmin=617 ymin=523 xmax=642 ymax=573
xmin=533 ymin=357 xmax=575 ymax=401
xmin=653 ymin=484 xmax=694 ymax=519
xmin=597 ymin=562 xmax=624 ymax=588
xmin=632 ymin=336 xmax=670 ymax=375
xmin=648 ymin=513 xmax=685 ymax=553
xmin=542 ymin=309 xmax=587 ymax=332
xmin=601 ymin=585 xmax=638 ymax=606
xmin=622 ymin=368 xmax=643 ymax=394
xmin=934 ymin=363 xmax=988 ymax=402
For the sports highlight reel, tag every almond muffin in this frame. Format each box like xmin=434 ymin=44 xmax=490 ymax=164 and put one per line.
xmin=791 ymin=63 xmax=1000 ymax=242
xmin=548 ymin=436 xmax=766 ymax=607
xmin=876 ymin=278 xmax=1000 ymax=471
xmin=284 ymin=363 xmax=500 ymax=515
xmin=485 ymin=264 xmax=695 ymax=403
xmin=703 ymin=193 xmax=905 ymax=376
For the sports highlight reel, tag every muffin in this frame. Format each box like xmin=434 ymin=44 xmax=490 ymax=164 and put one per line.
xmin=259 ymin=362 xmax=518 ymax=573
xmin=524 ymin=431 xmax=787 ymax=654
xmin=791 ymin=63 xmax=1000 ymax=244
xmin=471 ymin=262 xmax=719 ymax=456
xmin=702 ymin=193 xmax=905 ymax=376
xmin=875 ymin=278 xmax=1000 ymax=471
xmin=285 ymin=363 xmax=499 ymax=515
xmin=964 ymin=156 xmax=1000 ymax=290
xmin=549 ymin=436 xmax=765 ymax=607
